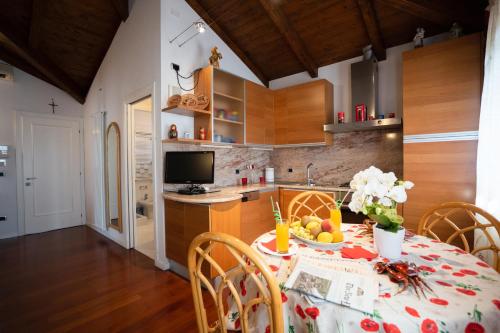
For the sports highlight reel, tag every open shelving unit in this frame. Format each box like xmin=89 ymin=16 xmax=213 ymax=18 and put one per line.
xmin=212 ymin=68 xmax=245 ymax=144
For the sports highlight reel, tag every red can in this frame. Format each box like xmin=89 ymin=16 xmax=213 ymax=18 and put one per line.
xmin=355 ymin=104 xmax=366 ymax=122
xmin=387 ymin=112 xmax=395 ymax=118
xmin=338 ymin=112 xmax=345 ymax=124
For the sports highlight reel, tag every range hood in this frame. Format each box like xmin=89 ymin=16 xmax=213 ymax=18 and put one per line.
xmin=324 ymin=46 xmax=402 ymax=133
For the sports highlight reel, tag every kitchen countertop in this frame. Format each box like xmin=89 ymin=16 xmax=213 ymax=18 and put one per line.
xmin=163 ymin=183 xmax=350 ymax=204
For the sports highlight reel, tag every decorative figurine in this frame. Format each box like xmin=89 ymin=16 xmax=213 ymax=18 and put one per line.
xmin=450 ymin=22 xmax=463 ymax=39
xmin=209 ymin=46 xmax=222 ymax=68
xmin=199 ymin=127 xmax=206 ymax=140
xmin=168 ymin=124 xmax=178 ymax=139
xmin=413 ymin=27 xmax=425 ymax=48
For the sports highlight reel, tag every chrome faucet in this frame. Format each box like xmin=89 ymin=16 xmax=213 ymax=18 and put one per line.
xmin=306 ymin=163 xmax=315 ymax=186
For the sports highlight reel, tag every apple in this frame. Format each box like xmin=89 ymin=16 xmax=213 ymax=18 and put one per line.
xmin=321 ymin=219 xmax=334 ymax=232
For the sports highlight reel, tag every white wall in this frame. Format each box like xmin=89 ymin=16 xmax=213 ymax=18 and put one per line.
xmin=82 ymin=0 xmax=162 ymax=264
xmin=160 ymin=0 xmax=263 ymax=139
xmin=270 ymin=34 xmax=450 ymax=123
xmin=0 ymin=66 xmax=83 ymax=239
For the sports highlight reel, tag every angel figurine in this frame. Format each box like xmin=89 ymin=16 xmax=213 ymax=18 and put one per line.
xmin=209 ymin=46 xmax=222 ymax=68
xmin=413 ymin=27 xmax=425 ymax=48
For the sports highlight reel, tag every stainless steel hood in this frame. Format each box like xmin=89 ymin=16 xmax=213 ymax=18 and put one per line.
xmin=324 ymin=48 xmax=402 ymax=134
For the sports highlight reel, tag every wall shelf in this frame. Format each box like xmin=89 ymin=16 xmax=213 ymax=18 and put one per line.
xmin=214 ymin=91 xmax=243 ymax=102
xmin=162 ymin=105 xmax=211 ymax=117
xmin=214 ymin=117 xmax=243 ymax=125
xmin=162 ymin=138 xmax=211 ymax=144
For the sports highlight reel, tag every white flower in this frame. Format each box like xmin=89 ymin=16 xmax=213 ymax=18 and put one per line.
xmin=378 ymin=172 xmax=397 ymax=187
xmin=388 ymin=185 xmax=407 ymax=203
xmin=378 ymin=196 xmax=392 ymax=207
xmin=403 ymin=181 xmax=414 ymax=190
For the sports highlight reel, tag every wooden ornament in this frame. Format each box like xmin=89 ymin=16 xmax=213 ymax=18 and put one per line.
xmin=167 ymin=94 xmax=181 ymax=107
xmin=196 ymin=94 xmax=209 ymax=110
xmin=180 ymin=93 xmax=197 ymax=107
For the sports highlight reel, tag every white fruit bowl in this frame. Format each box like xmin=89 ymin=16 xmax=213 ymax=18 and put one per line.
xmin=291 ymin=231 xmax=345 ymax=249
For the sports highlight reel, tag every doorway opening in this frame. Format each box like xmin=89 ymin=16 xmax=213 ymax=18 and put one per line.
xmin=129 ymin=96 xmax=155 ymax=259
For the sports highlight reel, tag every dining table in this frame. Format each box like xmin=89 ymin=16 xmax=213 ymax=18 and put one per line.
xmin=224 ymin=223 xmax=500 ymax=333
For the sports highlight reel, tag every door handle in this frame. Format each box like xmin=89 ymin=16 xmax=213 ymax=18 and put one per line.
xmin=26 ymin=177 xmax=37 ymax=180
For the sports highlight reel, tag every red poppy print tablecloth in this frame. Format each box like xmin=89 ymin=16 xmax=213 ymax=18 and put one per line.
xmin=225 ymin=224 xmax=500 ymax=333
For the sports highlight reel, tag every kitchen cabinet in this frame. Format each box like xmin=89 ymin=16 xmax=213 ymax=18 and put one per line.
xmin=402 ymin=33 xmax=482 ymax=233
xmin=245 ymin=81 xmax=275 ymax=145
xmin=240 ymin=190 xmax=278 ymax=244
xmin=274 ymin=80 xmax=333 ymax=145
xmin=165 ymin=199 xmax=240 ymax=278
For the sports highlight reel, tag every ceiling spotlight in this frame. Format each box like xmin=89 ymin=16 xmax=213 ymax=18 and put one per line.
xmin=195 ymin=22 xmax=206 ymax=33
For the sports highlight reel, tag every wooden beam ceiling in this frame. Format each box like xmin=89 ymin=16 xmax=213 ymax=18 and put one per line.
xmin=258 ymin=0 xmax=318 ymax=78
xmin=0 ymin=24 xmax=85 ymax=103
xmin=185 ymin=0 xmax=269 ymax=87
xmin=28 ymin=0 xmax=44 ymax=50
xmin=357 ymin=0 xmax=386 ymax=61
xmin=378 ymin=0 xmax=478 ymax=27
xmin=110 ymin=0 xmax=129 ymax=22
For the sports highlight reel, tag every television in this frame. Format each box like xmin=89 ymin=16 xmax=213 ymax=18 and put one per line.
xmin=164 ymin=151 xmax=214 ymax=194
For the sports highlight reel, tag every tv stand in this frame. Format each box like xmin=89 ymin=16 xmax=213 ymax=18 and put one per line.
xmin=177 ymin=184 xmax=206 ymax=195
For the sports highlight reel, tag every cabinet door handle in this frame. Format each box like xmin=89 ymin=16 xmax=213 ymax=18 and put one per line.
xmin=26 ymin=177 xmax=38 ymax=180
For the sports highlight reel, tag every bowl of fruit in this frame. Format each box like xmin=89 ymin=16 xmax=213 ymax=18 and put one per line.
xmin=290 ymin=215 xmax=345 ymax=249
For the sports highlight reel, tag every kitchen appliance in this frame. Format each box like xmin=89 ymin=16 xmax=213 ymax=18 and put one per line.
xmin=265 ymin=167 xmax=274 ymax=183
xmin=164 ymin=151 xmax=215 ymax=194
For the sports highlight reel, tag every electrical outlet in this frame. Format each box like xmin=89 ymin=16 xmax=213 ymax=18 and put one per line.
xmin=235 ymin=169 xmax=240 ymax=174
xmin=288 ymin=168 xmax=293 ymax=173
xmin=0 ymin=216 xmax=6 ymax=222
xmin=171 ymin=63 xmax=180 ymax=71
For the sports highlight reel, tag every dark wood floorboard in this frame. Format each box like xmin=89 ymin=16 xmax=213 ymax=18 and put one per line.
xmin=0 ymin=226 xmax=208 ymax=333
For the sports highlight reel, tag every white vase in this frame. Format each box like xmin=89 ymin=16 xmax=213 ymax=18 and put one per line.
xmin=373 ymin=225 xmax=405 ymax=260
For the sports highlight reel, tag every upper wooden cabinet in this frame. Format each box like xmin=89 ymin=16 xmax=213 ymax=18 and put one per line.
xmin=403 ymin=33 xmax=482 ymax=135
xmin=245 ymin=81 xmax=275 ymax=145
xmin=274 ymin=80 xmax=333 ymax=144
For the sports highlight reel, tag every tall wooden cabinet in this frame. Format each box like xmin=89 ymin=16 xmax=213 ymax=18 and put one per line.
xmin=245 ymin=80 xmax=275 ymax=145
xmin=274 ymin=80 xmax=333 ymax=145
xmin=402 ymin=33 xmax=482 ymax=233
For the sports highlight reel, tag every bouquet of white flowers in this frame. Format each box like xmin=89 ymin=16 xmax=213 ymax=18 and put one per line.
xmin=348 ymin=166 xmax=414 ymax=233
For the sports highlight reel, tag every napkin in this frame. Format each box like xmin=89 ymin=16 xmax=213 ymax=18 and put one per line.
xmin=341 ymin=246 xmax=378 ymax=260
xmin=260 ymin=238 xmax=291 ymax=253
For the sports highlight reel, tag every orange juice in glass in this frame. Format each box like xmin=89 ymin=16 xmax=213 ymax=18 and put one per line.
xmin=330 ymin=206 xmax=342 ymax=230
xmin=276 ymin=219 xmax=289 ymax=253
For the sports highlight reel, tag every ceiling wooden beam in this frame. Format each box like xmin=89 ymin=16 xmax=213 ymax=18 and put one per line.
xmin=110 ymin=0 xmax=129 ymax=22
xmin=28 ymin=0 xmax=45 ymax=49
xmin=356 ymin=0 xmax=386 ymax=61
xmin=0 ymin=24 xmax=85 ymax=103
xmin=377 ymin=0 xmax=482 ymax=27
xmin=258 ymin=0 xmax=318 ymax=78
xmin=185 ymin=0 xmax=269 ymax=87
xmin=0 ymin=45 xmax=55 ymax=86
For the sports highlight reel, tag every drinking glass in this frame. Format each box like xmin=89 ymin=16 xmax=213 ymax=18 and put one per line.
xmin=330 ymin=207 xmax=342 ymax=230
xmin=275 ymin=219 xmax=289 ymax=253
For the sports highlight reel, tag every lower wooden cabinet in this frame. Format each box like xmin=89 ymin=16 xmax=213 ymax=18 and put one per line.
xmin=165 ymin=199 xmax=240 ymax=277
xmin=240 ymin=190 xmax=278 ymax=244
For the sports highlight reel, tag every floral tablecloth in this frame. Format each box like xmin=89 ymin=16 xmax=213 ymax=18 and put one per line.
xmin=225 ymin=224 xmax=500 ymax=333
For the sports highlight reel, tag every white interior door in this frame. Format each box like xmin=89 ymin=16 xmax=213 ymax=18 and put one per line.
xmin=22 ymin=115 xmax=83 ymax=234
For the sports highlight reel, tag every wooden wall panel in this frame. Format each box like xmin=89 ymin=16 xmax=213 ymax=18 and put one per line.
xmin=402 ymin=33 xmax=482 ymax=135
xmin=245 ymin=81 xmax=275 ymax=144
xmin=240 ymin=190 xmax=278 ymax=244
xmin=403 ymin=140 xmax=478 ymax=232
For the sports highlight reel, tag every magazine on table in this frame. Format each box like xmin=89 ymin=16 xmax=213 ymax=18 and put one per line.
xmin=284 ymin=256 xmax=379 ymax=314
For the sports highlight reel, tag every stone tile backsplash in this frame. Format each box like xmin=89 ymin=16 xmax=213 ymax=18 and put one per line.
xmin=162 ymin=129 xmax=403 ymax=189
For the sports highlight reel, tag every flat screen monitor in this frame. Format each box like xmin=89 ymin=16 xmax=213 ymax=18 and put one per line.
xmin=164 ymin=151 xmax=214 ymax=184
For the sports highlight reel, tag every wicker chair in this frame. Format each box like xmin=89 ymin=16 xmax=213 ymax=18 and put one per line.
xmin=187 ymin=232 xmax=283 ymax=333
xmin=287 ymin=190 xmax=336 ymax=223
xmin=418 ymin=202 xmax=500 ymax=272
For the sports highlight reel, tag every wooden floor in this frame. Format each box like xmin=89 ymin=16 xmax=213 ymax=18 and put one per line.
xmin=0 ymin=226 xmax=204 ymax=332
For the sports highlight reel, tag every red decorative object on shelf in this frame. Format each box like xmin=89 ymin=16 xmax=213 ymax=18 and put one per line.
xmin=355 ymin=104 xmax=366 ymax=122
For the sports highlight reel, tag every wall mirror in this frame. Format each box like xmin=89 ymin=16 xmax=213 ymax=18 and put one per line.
xmin=105 ymin=122 xmax=123 ymax=232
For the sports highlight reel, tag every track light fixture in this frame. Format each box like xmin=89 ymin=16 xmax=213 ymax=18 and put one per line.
xmin=169 ymin=21 xmax=206 ymax=47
